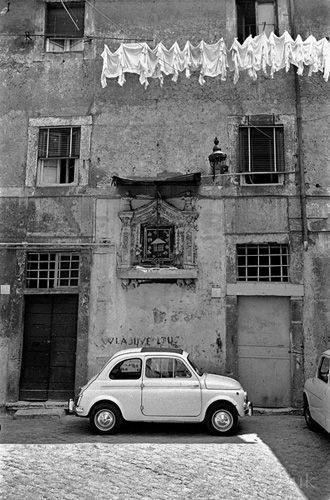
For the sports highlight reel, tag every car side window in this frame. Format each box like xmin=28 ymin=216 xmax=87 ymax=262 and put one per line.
xmin=146 ymin=357 xmax=172 ymax=378
xmin=317 ymin=357 xmax=330 ymax=383
xmin=145 ymin=357 xmax=192 ymax=378
xmin=109 ymin=358 xmax=142 ymax=380
xmin=174 ymin=359 xmax=192 ymax=378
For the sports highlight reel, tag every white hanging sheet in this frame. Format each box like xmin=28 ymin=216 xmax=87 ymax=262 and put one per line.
xmin=100 ymin=31 xmax=330 ymax=88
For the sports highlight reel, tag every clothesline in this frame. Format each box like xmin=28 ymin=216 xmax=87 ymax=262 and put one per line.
xmin=100 ymin=31 xmax=330 ymax=88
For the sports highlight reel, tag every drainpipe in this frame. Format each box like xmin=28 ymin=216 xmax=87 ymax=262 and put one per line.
xmin=289 ymin=0 xmax=308 ymax=251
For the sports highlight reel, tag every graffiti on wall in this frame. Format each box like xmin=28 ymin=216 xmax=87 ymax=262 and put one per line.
xmin=97 ymin=335 xmax=184 ymax=349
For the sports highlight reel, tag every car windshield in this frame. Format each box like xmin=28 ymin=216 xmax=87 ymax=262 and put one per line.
xmin=187 ymin=355 xmax=204 ymax=376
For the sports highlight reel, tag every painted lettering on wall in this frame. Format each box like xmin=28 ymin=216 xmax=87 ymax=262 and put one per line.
xmin=99 ymin=336 xmax=183 ymax=348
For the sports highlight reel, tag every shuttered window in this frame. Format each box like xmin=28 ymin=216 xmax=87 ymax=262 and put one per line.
xmin=46 ymin=2 xmax=85 ymax=38
xmin=239 ymin=125 xmax=284 ymax=184
xmin=236 ymin=0 xmax=277 ymax=43
xmin=38 ymin=128 xmax=80 ymax=159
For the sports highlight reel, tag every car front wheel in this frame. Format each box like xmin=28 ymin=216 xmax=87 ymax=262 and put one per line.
xmin=205 ymin=403 xmax=238 ymax=435
xmin=90 ymin=403 xmax=123 ymax=434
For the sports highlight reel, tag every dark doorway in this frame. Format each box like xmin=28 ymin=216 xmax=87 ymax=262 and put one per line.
xmin=20 ymin=295 xmax=78 ymax=401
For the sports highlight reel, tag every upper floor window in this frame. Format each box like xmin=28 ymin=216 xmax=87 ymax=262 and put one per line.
xmin=46 ymin=2 xmax=85 ymax=52
xmin=236 ymin=0 xmax=277 ymax=43
xmin=38 ymin=127 xmax=80 ymax=185
xmin=239 ymin=117 xmax=284 ymax=185
xmin=237 ymin=243 xmax=289 ymax=282
xmin=26 ymin=252 xmax=80 ymax=288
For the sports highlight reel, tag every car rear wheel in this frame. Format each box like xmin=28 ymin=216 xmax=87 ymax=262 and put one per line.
xmin=304 ymin=401 xmax=318 ymax=431
xmin=205 ymin=403 xmax=238 ymax=435
xmin=90 ymin=403 xmax=122 ymax=434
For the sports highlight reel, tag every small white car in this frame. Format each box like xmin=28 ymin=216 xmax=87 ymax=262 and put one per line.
xmin=71 ymin=347 xmax=252 ymax=435
xmin=303 ymin=349 xmax=330 ymax=434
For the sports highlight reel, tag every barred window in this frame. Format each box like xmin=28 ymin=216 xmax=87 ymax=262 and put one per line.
xmin=237 ymin=244 xmax=289 ymax=282
xmin=38 ymin=127 xmax=80 ymax=185
xmin=26 ymin=253 xmax=80 ymax=288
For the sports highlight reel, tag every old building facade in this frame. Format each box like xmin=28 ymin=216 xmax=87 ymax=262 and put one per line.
xmin=0 ymin=0 xmax=329 ymax=409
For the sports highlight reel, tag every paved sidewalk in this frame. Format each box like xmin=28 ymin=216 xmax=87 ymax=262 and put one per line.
xmin=0 ymin=414 xmax=329 ymax=500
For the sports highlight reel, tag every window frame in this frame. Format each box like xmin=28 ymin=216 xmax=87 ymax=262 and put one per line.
xmin=26 ymin=116 xmax=92 ymax=188
xmin=236 ymin=0 xmax=278 ymax=43
xmin=45 ymin=1 xmax=85 ymax=53
xmin=37 ymin=126 xmax=81 ymax=186
xmin=145 ymin=357 xmax=193 ymax=379
xmin=109 ymin=358 xmax=142 ymax=380
xmin=26 ymin=252 xmax=80 ymax=289
xmin=236 ymin=243 xmax=290 ymax=282
xmin=239 ymin=124 xmax=285 ymax=185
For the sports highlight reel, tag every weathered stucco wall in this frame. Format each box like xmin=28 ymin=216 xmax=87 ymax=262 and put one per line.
xmin=0 ymin=0 xmax=329 ymax=405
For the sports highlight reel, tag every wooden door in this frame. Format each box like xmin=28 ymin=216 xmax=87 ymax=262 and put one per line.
xmin=237 ymin=296 xmax=291 ymax=407
xmin=20 ymin=295 xmax=78 ymax=401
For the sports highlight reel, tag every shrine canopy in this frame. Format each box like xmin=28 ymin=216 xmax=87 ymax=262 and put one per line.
xmin=101 ymin=31 xmax=330 ymax=88
xmin=112 ymin=172 xmax=201 ymax=198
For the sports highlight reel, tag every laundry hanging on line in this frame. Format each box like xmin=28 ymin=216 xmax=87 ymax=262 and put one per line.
xmin=100 ymin=31 xmax=330 ymax=88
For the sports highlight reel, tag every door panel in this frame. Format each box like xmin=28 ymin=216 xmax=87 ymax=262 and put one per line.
xmin=238 ymin=296 xmax=291 ymax=407
xmin=20 ymin=295 xmax=78 ymax=401
xmin=142 ymin=380 xmax=202 ymax=417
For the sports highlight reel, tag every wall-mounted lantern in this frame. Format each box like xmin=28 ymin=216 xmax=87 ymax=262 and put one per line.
xmin=208 ymin=137 xmax=228 ymax=180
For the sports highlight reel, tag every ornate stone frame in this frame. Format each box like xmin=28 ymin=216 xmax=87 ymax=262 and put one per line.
xmin=117 ymin=197 xmax=198 ymax=289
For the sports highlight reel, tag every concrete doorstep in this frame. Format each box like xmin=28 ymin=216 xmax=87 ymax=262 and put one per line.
xmin=13 ymin=408 xmax=66 ymax=419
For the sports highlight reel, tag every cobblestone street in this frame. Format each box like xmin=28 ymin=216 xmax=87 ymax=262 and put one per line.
xmin=0 ymin=413 xmax=329 ymax=500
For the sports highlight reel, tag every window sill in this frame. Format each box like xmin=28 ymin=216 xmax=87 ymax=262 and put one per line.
xmin=227 ymin=282 xmax=304 ymax=296
xmin=36 ymin=183 xmax=77 ymax=188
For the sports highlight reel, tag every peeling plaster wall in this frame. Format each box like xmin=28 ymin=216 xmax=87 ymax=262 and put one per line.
xmin=0 ymin=0 xmax=329 ymax=405
xmin=293 ymin=0 xmax=330 ymax=372
xmin=88 ymin=197 xmax=226 ymax=377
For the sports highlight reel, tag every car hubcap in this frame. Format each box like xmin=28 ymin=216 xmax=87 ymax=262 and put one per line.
xmin=212 ymin=410 xmax=233 ymax=431
xmin=95 ymin=409 xmax=115 ymax=431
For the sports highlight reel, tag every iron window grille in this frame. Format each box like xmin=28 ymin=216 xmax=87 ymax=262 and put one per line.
xmin=26 ymin=253 xmax=80 ymax=288
xmin=45 ymin=2 xmax=85 ymax=52
xmin=236 ymin=244 xmax=289 ymax=282
xmin=236 ymin=0 xmax=277 ymax=43
xmin=38 ymin=127 xmax=80 ymax=185
xmin=239 ymin=123 xmax=284 ymax=184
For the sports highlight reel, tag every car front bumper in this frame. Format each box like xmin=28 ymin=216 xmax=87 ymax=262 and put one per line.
xmin=244 ymin=401 xmax=253 ymax=416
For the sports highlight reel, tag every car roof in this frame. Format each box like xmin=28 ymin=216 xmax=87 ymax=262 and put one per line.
xmin=322 ymin=349 xmax=330 ymax=357
xmin=110 ymin=347 xmax=186 ymax=359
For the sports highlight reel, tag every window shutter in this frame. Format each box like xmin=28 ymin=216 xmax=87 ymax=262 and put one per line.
xmin=275 ymin=127 xmax=284 ymax=171
xmin=48 ymin=128 xmax=71 ymax=157
xmin=46 ymin=3 xmax=85 ymax=38
xmin=239 ymin=127 xmax=249 ymax=172
xmin=38 ymin=129 xmax=48 ymax=158
xmin=71 ymin=128 xmax=81 ymax=157
xmin=250 ymin=127 xmax=274 ymax=172
xmin=38 ymin=128 xmax=80 ymax=158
